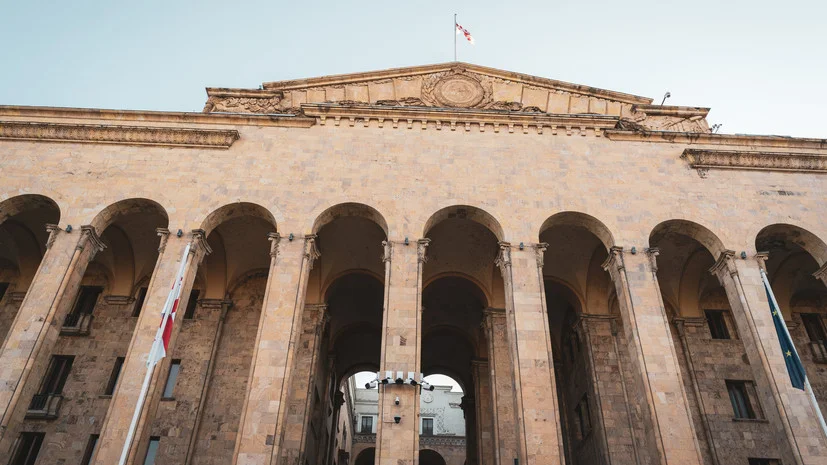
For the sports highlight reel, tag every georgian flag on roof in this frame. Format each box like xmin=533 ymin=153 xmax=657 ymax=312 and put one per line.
xmin=456 ymin=22 xmax=475 ymax=45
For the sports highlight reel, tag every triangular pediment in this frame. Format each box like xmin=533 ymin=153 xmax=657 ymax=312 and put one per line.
xmin=204 ymin=62 xmax=653 ymax=116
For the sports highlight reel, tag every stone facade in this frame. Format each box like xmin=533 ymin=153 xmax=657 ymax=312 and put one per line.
xmin=0 ymin=62 xmax=826 ymax=465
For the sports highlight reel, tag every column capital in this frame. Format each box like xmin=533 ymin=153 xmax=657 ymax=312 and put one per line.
xmin=190 ymin=229 xmax=213 ymax=264
xmin=45 ymin=223 xmax=61 ymax=249
xmin=601 ymin=246 xmax=625 ymax=281
xmin=708 ymin=249 xmax=737 ymax=285
xmin=382 ymin=240 xmax=392 ymax=263
xmin=756 ymin=251 xmax=770 ymax=272
xmin=645 ymin=247 xmax=660 ymax=273
xmin=814 ymin=262 xmax=827 ymax=286
xmin=304 ymin=234 xmax=320 ymax=269
xmin=78 ymin=224 xmax=106 ymax=256
xmin=495 ymin=242 xmax=512 ymax=276
xmin=534 ymin=242 xmax=549 ymax=268
xmin=417 ymin=238 xmax=431 ymax=263
xmin=156 ymin=228 xmax=170 ymax=253
xmin=267 ymin=232 xmax=281 ymax=258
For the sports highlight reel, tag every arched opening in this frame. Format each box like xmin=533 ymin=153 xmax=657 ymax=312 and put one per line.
xmin=420 ymin=373 xmax=466 ymax=465
xmin=339 ymin=371 xmax=379 ymax=465
xmin=540 ymin=213 xmax=613 ymax=465
xmin=756 ymin=224 xmax=827 ymax=414
xmin=354 ymin=446 xmax=376 ymax=465
xmin=164 ymin=202 xmax=276 ymax=465
xmin=419 ymin=448 xmax=448 ymax=465
xmin=0 ymin=194 xmax=60 ymax=342
xmin=422 ymin=205 xmax=502 ymax=465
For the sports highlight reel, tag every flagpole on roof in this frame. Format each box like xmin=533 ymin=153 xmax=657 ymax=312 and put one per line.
xmin=454 ymin=14 xmax=457 ymax=62
xmin=760 ymin=268 xmax=827 ymax=439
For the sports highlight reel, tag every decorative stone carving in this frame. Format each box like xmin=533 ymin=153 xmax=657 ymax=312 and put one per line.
xmin=601 ymin=246 xmax=625 ymax=274
xmin=381 ymin=240 xmax=392 ymax=263
xmin=304 ymin=235 xmax=321 ymax=269
xmin=617 ymin=105 xmax=709 ymax=133
xmin=709 ymin=250 xmax=738 ymax=285
xmin=423 ymin=72 xmax=489 ymax=108
xmin=78 ymin=225 xmax=106 ymax=257
xmin=417 ymin=238 xmax=431 ymax=263
xmin=495 ymin=242 xmax=512 ymax=277
xmin=645 ymin=247 xmax=660 ymax=273
xmin=814 ymin=263 xmax=827 ymax=286
xmin=0 ymin=121 xmax=240 ymax=149
xmin=268 ymin=232 xmax=281 ymax=258
xmin=534 ymin=242 xmax=549 ymax=268
xmin=156 ymin=228 xmax=170 ymax=254
xmin=681 ymin=149 xmax=827 ymax=175
xmin=190 ymin=229 xmax=213 ymax=265
xmin=45 ymin=223 xmax=61 ymax=250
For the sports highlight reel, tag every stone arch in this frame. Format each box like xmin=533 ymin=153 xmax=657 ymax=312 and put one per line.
xmin=312 ymin=202 xmax=389 ymax=236
xmin=199 ymin=202 xmax=277 ymax=237
xmin=421 ymin=357 xmax=470 ymax=394
xmin=322 ymin=270 xmax=384 ymax=303
xmin=227 ymin=268 xmax=270 ymax=297
xmin=354 ymin=447 xmax=375 ymax=465
xmin=539 ymin=211 xmax=614 ymax=251
xmin=755 ymin=223 xmax=827 ymax=266
xmin=89 ymin=198 xmax=169 ymax=235
xmin=423 ymin=205 xmax=504 ymax=242
xmin=0 ymin=194 xmax=60 ymax=226
xmin=422 ymin=272 xmax=491 ymax=309
xmin=419 ymin=448 xmax=447 ymax=465
xmin=649 ymin=219 xmax=727 ymax=260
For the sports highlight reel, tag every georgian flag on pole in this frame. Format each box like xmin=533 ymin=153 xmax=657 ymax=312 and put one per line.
xmin=147 ymin=242 xmax=191 ymax=366
xmin=761 ymin=268 xmax=827 ymax=438
xmin=456 ymin=22 xmax=475 ymax=44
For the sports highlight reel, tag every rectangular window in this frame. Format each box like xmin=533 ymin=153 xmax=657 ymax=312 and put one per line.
xmin=104 ymin=357 xmax=125 ymax=395
xmin=801 ymin=314 xmax=827 ymax=343
xmin=727 ymin=380 xmax=757 ymax=419
xmin=132 ymin=287 xmax=148 ymax=318
xmin=81 ymin=434 xmax=99 ymax=465
xmin=360 ymin=415 xmax=373 ymax=434
xmin=748 ymin=459 xmax=781 ymax=465
xmin=72 ymin=286 xmax=103 ymax=315
xmin=162 ymin=360 xmax=181 ymax=399
xmin=422 ymin=417 xmax=434 ymax=436
xmin=183 ymin=289 xmax=200 ymax=320
xmin=705 ymin=310 xmax=730 ymax=339
xmin=9 ymin=432 xmax=44 ymax=465
xmin=142 ymin=436 xmax=160 ymax=465
xmin=0 ymin=282 xmax=9 ymax=302
xmin=575 ymin=395 xmax=592 ymax=439
xmin=40 ymin=355 xmax=74 ymax=396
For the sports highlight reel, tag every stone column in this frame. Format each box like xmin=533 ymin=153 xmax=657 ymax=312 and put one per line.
xmin=496 ymin=242 xmax=564 ymax=465
xmin=0 ymin=224 xmax=105 ymax=451
xmin=234 ymin=233 xmax=319 ymax=465
xmin=93 ymin=230 xmax=210 ymax=464
xmin=711 ymin=251 xmax=827 ymax=465
xmin=471 ymin=360 xmax=494 ymax=465
xmin=601 ymin=246 xmax=703 ymax=465
xmin=460 ymin=395 xmax=478 ymax=465
xmin=375 ymin=239 xmax=427 ymax=465
xmin=481 ymin=308 xmax=518 ymax=465
xmin=279 ymin=303 xmax=329 ymax=465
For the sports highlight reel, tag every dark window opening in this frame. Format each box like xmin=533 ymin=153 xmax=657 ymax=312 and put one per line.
xmin=104 ymin=357 xmax=125 ymax=395
xmin=705 ymin=310 xmax=730 ymax=339
xmin=183 ymin=289 xmax=200 ymax=320
xmin=0 ymin=282 xmax=9 ymax=302
xmin=39 ymin=355 xmax=73 ymax=396
xmin=9 ymin=432 xmax=44 ymax=465
xmin=132 ymin=287 xmax=148 ymax=318
xmin=162 ymin=360 xmax=181 ymax=398
xmin=575 ymin=395 xmax=592 ymax=439
xmin=748 ymin=459 xmax=781 ymax=465
xmin=801 ymin=314 xmax=827 ymax=343
xmin=422 ymin=417 xmax=434 ymax=436
xmin=81 ymin=434 xmax=99 ymax=465
xmin=64 ymin=286 xmax=102 ymax=327
xmin=360 ymin=415 xmax=373 ymax=434
xmin=727 ymin=380 xmax=757 ymax=419
xmin=142 ymin=436 xmax=160 ymax=465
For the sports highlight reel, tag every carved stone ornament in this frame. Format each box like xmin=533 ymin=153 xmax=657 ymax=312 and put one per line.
xmin=204 ymin=95 xmax=284 ymax=114
xmin=534 ymin=242 xmax=549 ymax=268
xmin=422 ymin=70 xmax=491 ymax=109
xmin=495 ymin=242 xmax=512 ymax=277
xmin=268 ymin=232 xmax=281 ymax=258
xmin=601 ymin=246 xmax=624 ymax=274
xmin=156 ymin=228 xmax=170 ymax=254
xmin=814 ymin=262 xmax=827 ymax=286
xmin=682 ymin=149 xmax=827 ymax=175
xmin=304 ymin=235 xmax=321 ymax=270
xmin=45 ymin=223 xmax=61 ymax=250
xmin=645 ymin=247 xmax=660 ymax=273
xmin=190 ymin=229 xmax=213 ymax=265
xmin=381 ymin=240 xmax=392 ymax=263
xmin=78 ymin=225 xmax=106 ymax=256
xmin=709 ymin=250 xmax=737 ymax=285
xmin=417 ymin=238 xmax=431 ymax=263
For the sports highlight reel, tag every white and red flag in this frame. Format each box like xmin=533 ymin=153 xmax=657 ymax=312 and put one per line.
xmin=146 ymin=242 xmax=190 ymax=367
xmin=456 ymin=22 xmax=475 ymax=45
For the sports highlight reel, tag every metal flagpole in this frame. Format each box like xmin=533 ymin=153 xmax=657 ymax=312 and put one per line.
xmin=118 ymin=242 xmax=191 ymax=465
xmin=454 ymin=14 xmax=457 ymax=61
xmin=760 ymin=268 xmax=827 ymax=439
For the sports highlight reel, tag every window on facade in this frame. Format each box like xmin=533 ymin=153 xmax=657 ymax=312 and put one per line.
xmin=142 ymin=436 xmax=160 ymax=465
xmin=727 ymin=380 xmax=757 ymax=419
xmin=575 ymin=395 xmax=592 ymax=439
xmin=65 ymin=286 xmax=102 ymax=327
xmin=9 ymin=432 xmax=44 ymax=465
xmin=422 ymin=417 xmax=434 ymax=436
xmin=39 ymin=355 xmax=74 ymax=396
xmin=183 ymin=289 xmax=200 ymax=320
xmin=104 ymin=357 xmax=125 ymax=395
xmin=801 ymin=314 xmax=827 ymax=344
xmin=132 ymin=287 xmax=148 ymax=318
xmin=0 ymin=282 xmax=9 ymax=302
xmin=343 ymin=427 xmax=347 ymax=444
xmin=748 ymin=459 xmax=781 ymax=465
xmin=705 ymin=310 xmax=730 ymax=339
xmin=162 ymin=360 xmax=181 ymax=399
xmin=360 ymin=415 xmax=373 ymax=434
xmin=81 ymin=434 xmax=99 ymax=465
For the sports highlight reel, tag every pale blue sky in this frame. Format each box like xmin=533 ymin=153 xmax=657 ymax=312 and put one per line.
xmin=1 ymin=0 xmax=824 ymax=138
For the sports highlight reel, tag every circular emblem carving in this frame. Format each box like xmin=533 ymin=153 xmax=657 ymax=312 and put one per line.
xmin=422 ymin=392 xmax=433 ymax=403
xmin=432 ymin=75 xmax=485 ymax=108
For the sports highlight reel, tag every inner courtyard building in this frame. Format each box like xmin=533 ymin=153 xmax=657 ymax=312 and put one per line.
xmin=0 ymin=62 xmax=826 ymax=465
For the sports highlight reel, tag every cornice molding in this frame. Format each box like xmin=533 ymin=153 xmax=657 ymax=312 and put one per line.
xmin=681 ymin=148 xmax=827 ymax=175
xmin=630 ymin=105 xmax=709 ymax=118
xmin=0 ymin=105 xmax=315 ymax=128
xmin=605 ymin=129 xmax=827 ymax=150
xmin=0 ymin=120 xmax=240 ymax=149
xmin=302 ymin=103 xmax=618 ymax=136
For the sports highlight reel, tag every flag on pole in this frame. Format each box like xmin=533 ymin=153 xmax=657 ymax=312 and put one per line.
xmin=146 ymin=243 xmax=190 ymax=367
xmin=456 ymin=22 xmax=475 ymax=45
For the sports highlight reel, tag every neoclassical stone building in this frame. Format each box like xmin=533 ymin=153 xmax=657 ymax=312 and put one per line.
xmin=0 ymin=62 xmax=826 ymax=465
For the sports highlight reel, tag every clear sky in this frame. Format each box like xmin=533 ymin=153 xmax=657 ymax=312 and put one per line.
xmin=1 ymin=0 xmax=824 ymax=138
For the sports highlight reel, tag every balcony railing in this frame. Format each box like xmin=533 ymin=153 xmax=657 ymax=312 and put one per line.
xmin=61 ymin=312 xmax=93 ymax=336
xmin=26 ymin=394 xmax=63 ymax=420
xmin=809 ymin=341 xmax=827 ymax=363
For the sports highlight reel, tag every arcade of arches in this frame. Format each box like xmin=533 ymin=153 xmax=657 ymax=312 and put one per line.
xmin=0 ymin=195 xmax=826 ymax=465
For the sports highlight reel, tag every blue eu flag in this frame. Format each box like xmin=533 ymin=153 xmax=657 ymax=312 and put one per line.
xmin=764 ymin=280 xmax=806 ymax=390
